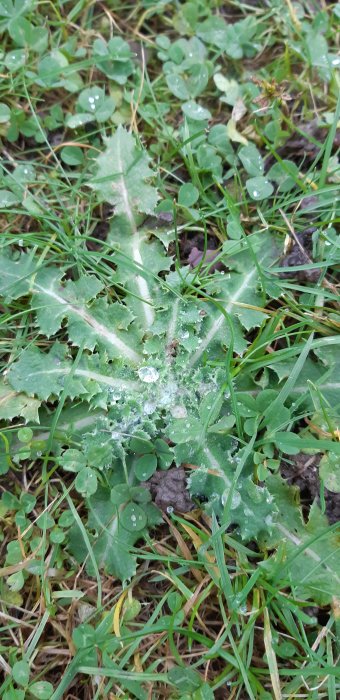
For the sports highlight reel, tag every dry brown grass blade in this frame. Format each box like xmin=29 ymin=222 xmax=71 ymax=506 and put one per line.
xmin=163 ymin=513 xmax=203 ymax=583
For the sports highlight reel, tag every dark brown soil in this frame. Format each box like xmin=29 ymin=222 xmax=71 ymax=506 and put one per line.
xmin=281 ymin=453 xmax=340 ymax=524
xmin=278 ymin=227 xmax=320 ymax=283
xmin=265 ymin=120 xmax=340 ymax=171
xmin=86 ymin=204 xmax=111 ymax=250
xmin=143 ymin=467 xmax=195 ymax=512
xmin=179 ymin=230 xmax=223 ymax=270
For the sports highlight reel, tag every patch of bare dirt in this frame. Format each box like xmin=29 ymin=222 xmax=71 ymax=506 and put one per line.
xmin=278 ymin=227 xmax=320 ymax=283
xmin=281 ymin=453 xmax=340 ymax=524
xmin=86 ymin=204 xmax=111 ymax=250
xmin=265 ymin=119 xmax=340 ymax=171
xmin=143 ymin=467 xmax=195 ymax=512
xmin=179 ymin=231 xmax=224 ymax=271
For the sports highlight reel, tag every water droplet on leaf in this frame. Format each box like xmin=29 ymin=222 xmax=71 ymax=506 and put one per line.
xmin=138 ymin=366 xmax=159 ymax=383
xmin=143 ymin=401 xmax=156 ymax=414
xmin=171 ymin=405 xmax=187 ymax=418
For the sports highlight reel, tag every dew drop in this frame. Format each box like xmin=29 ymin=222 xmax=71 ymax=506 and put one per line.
xmin=143 ymin=401 xmax=156 ymax=415
xmin=138 ymin=366 xmax=159 ymax=383
xmin=231 ymin=491 xmax=241 ymax=509
xmin=108 ymin=388 xmax=121 ymax=402
xmin=171 ymin=405 xmax=187 ymax=418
